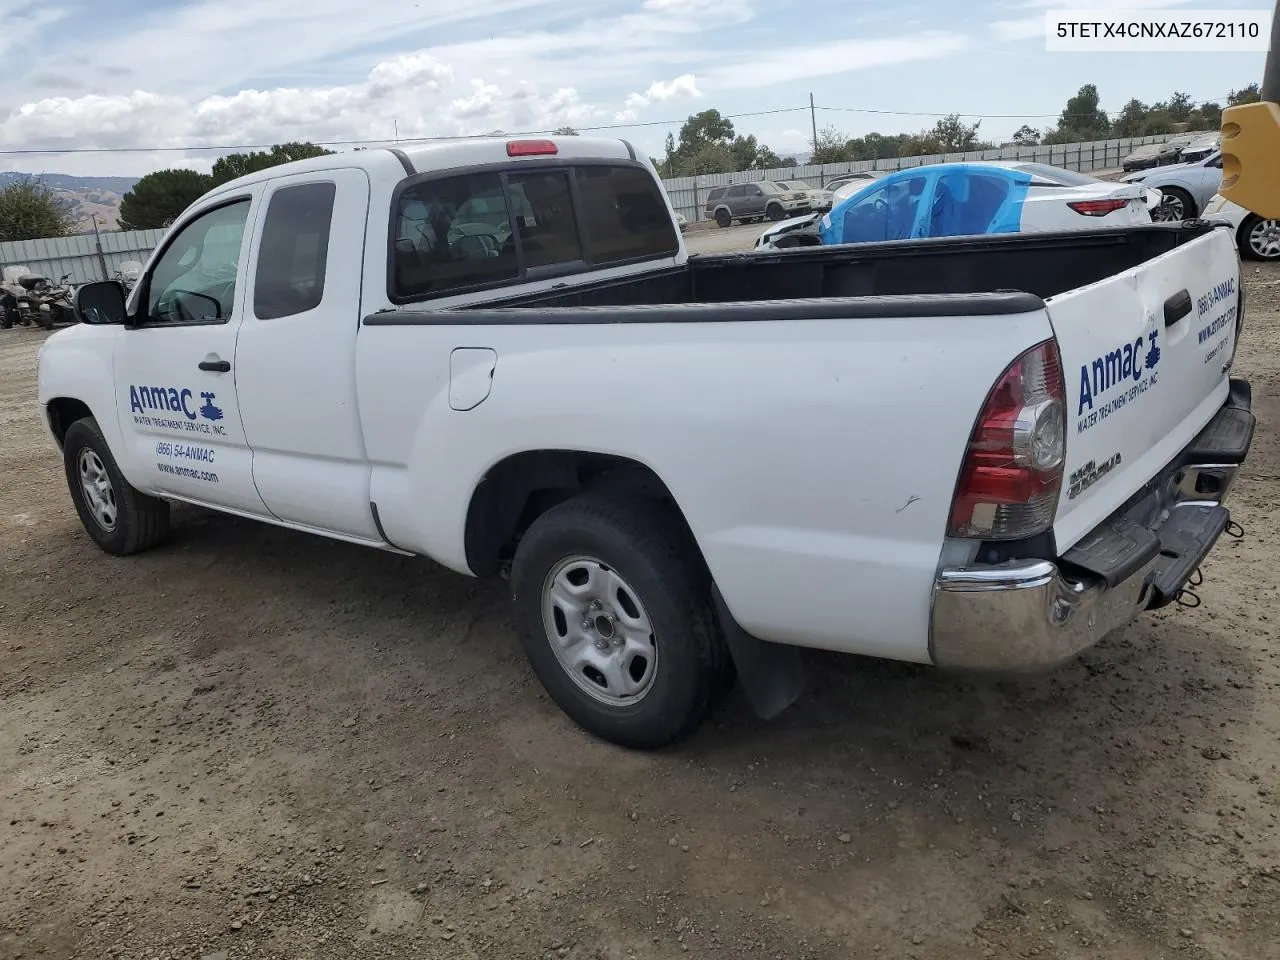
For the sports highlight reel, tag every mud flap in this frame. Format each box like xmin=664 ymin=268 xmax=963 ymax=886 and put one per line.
xmin=711 ymin=584 xmax=804 ymax=720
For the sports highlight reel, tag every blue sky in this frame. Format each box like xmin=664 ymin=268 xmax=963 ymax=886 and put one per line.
xmin=0 ymin=0 xmax=1269 ymax=177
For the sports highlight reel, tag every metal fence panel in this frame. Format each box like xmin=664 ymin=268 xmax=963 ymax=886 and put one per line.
xmin=0 ymin=227 xmax=166 ymax=284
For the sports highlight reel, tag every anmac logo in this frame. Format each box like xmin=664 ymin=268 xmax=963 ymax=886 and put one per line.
xmin=128 ymin=385 xmax=223 ymax=422
xmin=1077 ymin=331 xmax=1161 ymax=416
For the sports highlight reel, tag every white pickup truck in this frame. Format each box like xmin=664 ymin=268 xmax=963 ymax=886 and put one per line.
xmin=38 ymin=136 xmax=1254 ymax=748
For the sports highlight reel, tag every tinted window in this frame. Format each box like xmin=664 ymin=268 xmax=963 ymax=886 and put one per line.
xmin=576 ymin=165 xmax=680 ymax=265
xmin=706 ymin=187 xmax=726 ymax=201
xmin=506 ymin=170 xmax=582 ymax=269
xmin=147 ymin=200 xmax=251 ymax=323
xmin=254 ymin=182 xmax=335 ymax=319
xmin=727 ymin=185 xmax=746 ymax=198
xmin=393 ymin=172 xmax=519 ymax=298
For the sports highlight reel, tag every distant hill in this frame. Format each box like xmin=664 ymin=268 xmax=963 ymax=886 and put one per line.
xmin=0 ymin=172 xmax=139 ymax=232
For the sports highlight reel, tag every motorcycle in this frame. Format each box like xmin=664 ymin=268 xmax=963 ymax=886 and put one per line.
xmin=0 ymin=269 xmax=77 ymax=330
xmin=35 ymin=274 xmax=77 ymax=330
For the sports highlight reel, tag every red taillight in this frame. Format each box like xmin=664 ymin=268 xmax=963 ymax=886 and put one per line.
xmin=947 ymin=340 xmax=1066 ymax=540
xmin=507 ymin=139 xmax=559 ymax=157
xmin=1068 ymin=198 xmax=1129 ymax=217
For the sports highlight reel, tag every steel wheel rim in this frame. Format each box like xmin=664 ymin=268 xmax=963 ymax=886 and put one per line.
xmin=1248 ymin=218 xmax=1280 ymax=258
xmin=541 ymin=555 xmax=659 ymax=707
xmin=78 ymin=448 xmax=117 ymax=532
xmin=1152 ymin=193 xmax=1184 ymax=222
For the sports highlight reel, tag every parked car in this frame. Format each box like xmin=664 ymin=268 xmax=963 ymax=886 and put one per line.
xmin=1179 ymin=133 xmax=1221 ymax=164
xmin=774 ymin=180 xmax=833 ymax=212
xmin=756 ymin=161 xmax=1159 ymax=250
xmin=1204 ymin=192 xmax=1280 ymax=261
xmin=39 ymin=136 xmax=1252 ymax=749
xmin=823 ymin=171 xmax=888 ymax=194
xmin=1121 ymin=150 xmax=1223 ymax=221
xmin=1122 ymin=136 xmax=1199 ymax=172
xmin=704 ymin=180 xmax=810 ymax=227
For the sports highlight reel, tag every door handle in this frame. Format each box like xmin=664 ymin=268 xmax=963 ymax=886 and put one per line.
xmin=198 ymin=359 xmax=231 ymax=372
xmin=1164 ymin=289 xmax=1192 ymax=327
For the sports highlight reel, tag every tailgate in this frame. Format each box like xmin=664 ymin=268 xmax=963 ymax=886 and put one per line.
xmin=1047 ymin=227 xmax=1241 ymax=551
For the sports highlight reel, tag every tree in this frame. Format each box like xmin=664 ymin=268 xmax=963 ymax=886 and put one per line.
xmin=0 ymin=175 xmax=73 ymax=242
xmin=1045 ymin=83 xmax=1110 ymax=143
xmin=118 ymin=169 xmax=214 ymax=230
xmin=211 ymin=142 xmax=333 ymax=186
xmin=1167 ymin=91 xmax=1194 ymax=122
xmin=929 ymin=114 xmax=988 ymax=152
xmin=1192 ymin=101 xmax=1223 ymax=130
xmin=1228 ymin=84 xmax=1261 ymax=106
xmin=810 ymin=126 xmax=853 ymax=164
xmin=1112 ymin=99 xmax=1149 ymax=138
xmin=552 ymin=126 xmax=579 ymax=136
xmin=1011 ymin=125 xmax=1041 ymax=146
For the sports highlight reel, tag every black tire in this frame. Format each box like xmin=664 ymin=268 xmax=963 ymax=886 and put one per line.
xmin=510 ymin=493 xmax=729 ymax=749
xmin=1238 ymin=214 xmax=1280 ymax=262
xmin=1154 ymin=186 xmax=1195 ymax=222
xmin=766 ymin=203 xmax=786 ymax=221
xmin=714 ymin=208 xmax=732 ymax=228
xmin=63 ymin=417 xmax=170 ymax=556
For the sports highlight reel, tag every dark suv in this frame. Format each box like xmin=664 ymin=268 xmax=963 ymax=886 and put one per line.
xmin=703 ymin=181 xmax=811 ymax=227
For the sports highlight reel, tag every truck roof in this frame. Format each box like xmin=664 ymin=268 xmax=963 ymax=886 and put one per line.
xmin=203 ymin=135 xmax=643 ymax=200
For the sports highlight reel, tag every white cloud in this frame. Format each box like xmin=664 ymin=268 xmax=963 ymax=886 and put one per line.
xmin=624 ymin=74 xmax=702 ymax=112
xmin=704 ymin=32 xmax=970 ymax=89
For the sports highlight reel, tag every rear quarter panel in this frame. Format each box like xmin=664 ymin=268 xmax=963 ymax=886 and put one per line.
xmin=356 ymin=306 xmax=1053 ymax=661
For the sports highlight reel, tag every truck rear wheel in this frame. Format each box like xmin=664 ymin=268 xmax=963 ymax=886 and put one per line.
xmin=63 ymin=417 xmax=170 ymax=556
xmin=510 ymin=493 xmax=728 ymax=749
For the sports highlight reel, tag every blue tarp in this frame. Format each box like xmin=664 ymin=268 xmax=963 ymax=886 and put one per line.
xmin=819 ymin=164 xmax=1032 ymax=246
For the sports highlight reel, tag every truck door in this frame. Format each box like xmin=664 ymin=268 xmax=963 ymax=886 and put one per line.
xmin=234 ymin=167 xmax=378 ymax=541
xmin=113 ymin=191 xmax=271 ymax=517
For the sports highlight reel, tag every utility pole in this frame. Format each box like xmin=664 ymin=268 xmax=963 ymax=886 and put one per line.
xmin=809 ymin=92 xmax=819 ymax=157
xmin=90 ymin=216 xmax=109 ymax=281
xmin=810 ymin=92 xmax=823 ymax=185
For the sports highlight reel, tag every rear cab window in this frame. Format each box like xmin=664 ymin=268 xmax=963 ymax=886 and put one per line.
xmin=391 ymin=162 xmax=679 ymax=302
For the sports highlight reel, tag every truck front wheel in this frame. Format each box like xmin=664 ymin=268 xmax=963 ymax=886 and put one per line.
xmin=510 ymin=493 xmax=728 ymax=749
xmin=63 ymin=417 xmax=170 ymax=556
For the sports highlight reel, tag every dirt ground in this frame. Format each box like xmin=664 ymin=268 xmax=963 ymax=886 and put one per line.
xmin=3 ymin=261 xmax=1279 ymax=960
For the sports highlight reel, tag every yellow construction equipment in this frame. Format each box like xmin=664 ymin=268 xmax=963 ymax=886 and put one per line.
xmin=1219 ymin=0 xmax=1280 ymax=218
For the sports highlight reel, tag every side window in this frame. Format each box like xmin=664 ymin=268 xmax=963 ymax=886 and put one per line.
xmin=928 ymin=173 xmax=1012 ymax=238
xmin=749 ymin=185 xmax=764 ymax=196
xmin=838 ymin=175 xmax=928 ymax=243
xmin=504 ymin=170 xmax=583 ymax=268
xmin=253 ymin=182 xmax=336 ymax=319
xmin=392 ymin=172 xmax=519 ymax=299
xmin=146 ymin=200 xmax=251 ymax=324
xmin=727 ymin=185 xmax=746 ymax=198
xmin=575 ymin=165 xmax=680 ymax=265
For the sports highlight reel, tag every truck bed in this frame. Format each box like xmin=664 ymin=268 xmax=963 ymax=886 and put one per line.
xmin=457 ymin=222 xmax=1214 ymax=315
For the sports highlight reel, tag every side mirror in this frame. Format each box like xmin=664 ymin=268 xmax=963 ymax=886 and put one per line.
xmin=74 ymin=280 xmax=128 ymax=325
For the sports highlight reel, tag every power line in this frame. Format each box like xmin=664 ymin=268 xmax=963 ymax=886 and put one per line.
xmin=0 ymin=93 xmax=1242 ymax=157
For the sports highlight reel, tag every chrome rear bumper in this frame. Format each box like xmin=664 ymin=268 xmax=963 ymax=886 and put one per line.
xmin=930 ymin=380 xmax=1253 ymax=671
